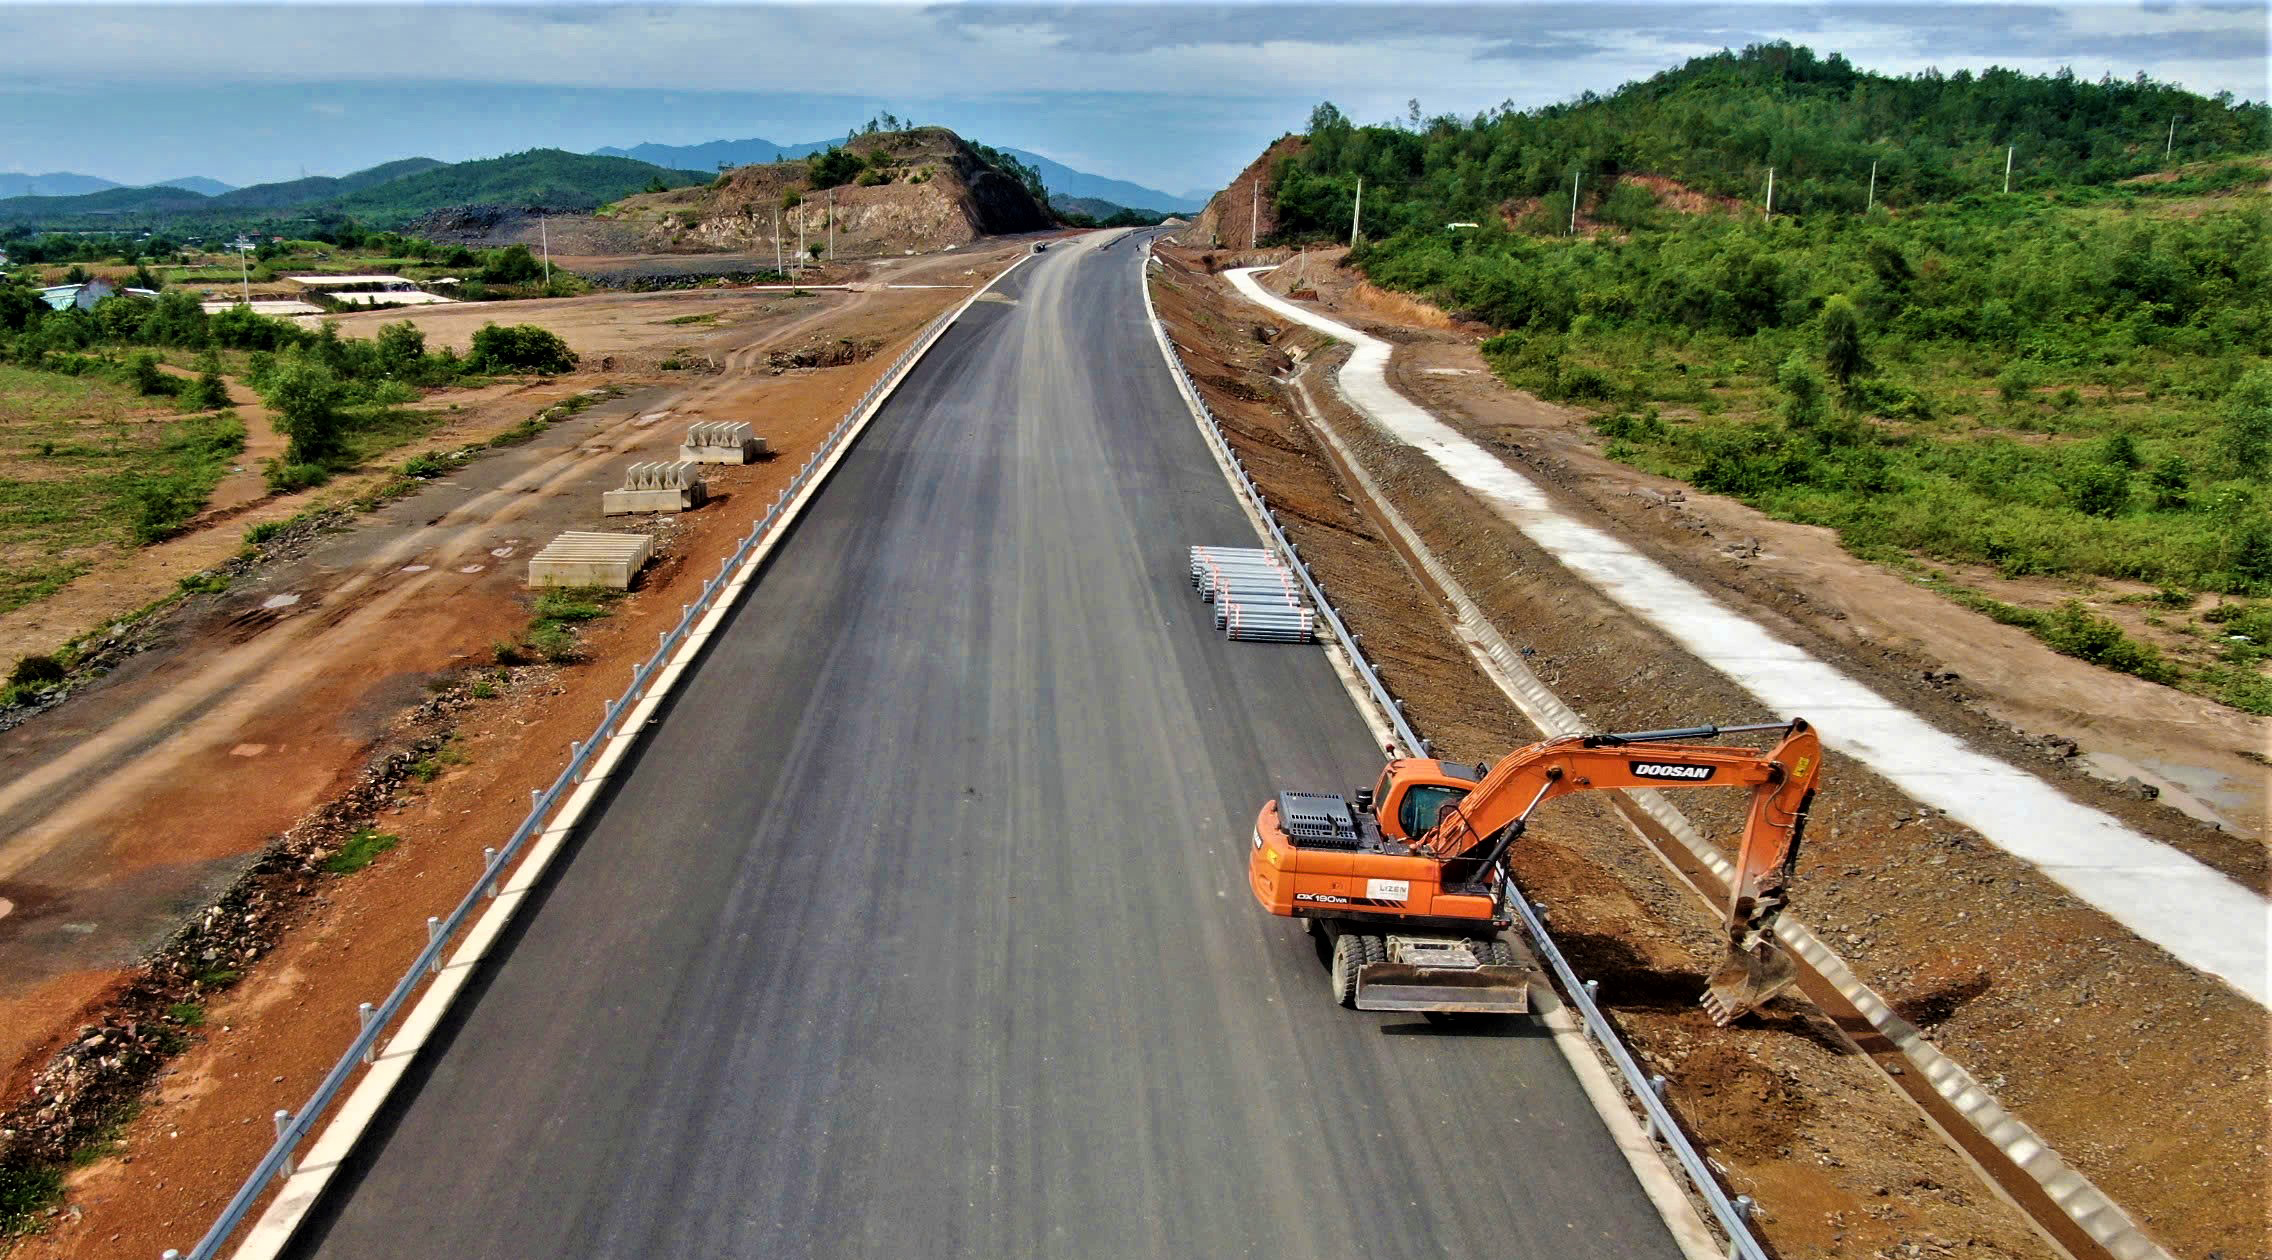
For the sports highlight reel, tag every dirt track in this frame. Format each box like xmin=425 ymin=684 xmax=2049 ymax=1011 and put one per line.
xmin=1150 ymin=246 xmax=2268 ymax=1260
xmin=0 ymin=241 xmax=1025 ymax=1257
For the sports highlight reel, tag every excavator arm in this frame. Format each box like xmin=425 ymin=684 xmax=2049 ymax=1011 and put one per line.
xmin=1407 ymin=719 xmax=1821 ymax=1022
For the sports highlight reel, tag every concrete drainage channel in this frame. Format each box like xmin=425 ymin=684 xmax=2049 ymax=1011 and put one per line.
xmin=165 ymin=253 xmax=1029 ymax=1260
xmin=1174 ymin=241 xmax=2167 ymax=1260
xmin=1141 ymin=241 xmax=1768 ymax=1260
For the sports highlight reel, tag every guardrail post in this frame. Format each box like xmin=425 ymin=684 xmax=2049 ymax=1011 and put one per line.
xmin=1727 ymin=1196 xmax=1755 ymax=1258
xmin=482 ymin=847 xmax=501 ymax=897
xmin=425 ymin=917 xmax=443 ymax=974
xmin=1643 ymin=1074 xmax=1670 ymax=1141
xmin=271 ymin=1110 xmax=295 ymax=1177
xmin=569 ymin=741 xmax=582 ymax=779
xmin=357 ymin=1002 xmax=378 ymax=1064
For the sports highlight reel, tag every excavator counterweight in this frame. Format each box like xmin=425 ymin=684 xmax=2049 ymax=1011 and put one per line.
xmin=1250 ymin=719 xmax=1821 ymax=1024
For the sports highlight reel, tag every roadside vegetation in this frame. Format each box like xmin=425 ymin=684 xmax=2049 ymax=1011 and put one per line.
xmin=1261 ymin=44 xmax=2271 ymax=711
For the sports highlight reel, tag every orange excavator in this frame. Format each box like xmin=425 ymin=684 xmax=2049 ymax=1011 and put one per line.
xmin=1248 ymin=719 xmax=1820 ymax=1024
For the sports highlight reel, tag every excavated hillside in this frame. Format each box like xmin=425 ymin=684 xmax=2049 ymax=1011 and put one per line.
xmin=1180 ymin=134 xmax=1304 ymax=250
xmin=606 ymin=127 xmax=1054 ymax=259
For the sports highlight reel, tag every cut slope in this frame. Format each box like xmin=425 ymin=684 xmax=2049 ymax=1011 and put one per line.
xmin=1182 ymin=135 xmax=1304 ymax=250
xmin=607 ymin=127 xmax=1052 ymax=257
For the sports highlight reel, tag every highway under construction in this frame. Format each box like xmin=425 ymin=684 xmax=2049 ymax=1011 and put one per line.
xmin=288 ymin=232 xmax=1688 ymax=1258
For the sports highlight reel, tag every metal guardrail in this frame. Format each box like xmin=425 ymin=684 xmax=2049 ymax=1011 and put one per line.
xmin=169 ymin=298 xmax=970 ymax=1260
xmin=1140 ymin=241 xmax=1768 ymax=1260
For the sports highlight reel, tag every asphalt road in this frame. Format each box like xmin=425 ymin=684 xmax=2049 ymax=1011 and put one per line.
xmin=297 ymin=232 xmax=1683 ymax=1260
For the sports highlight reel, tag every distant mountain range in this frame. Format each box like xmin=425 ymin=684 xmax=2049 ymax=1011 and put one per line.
xmin=0 ymin=172 xmax=237 ymax=199
xmin=594 ymin=136 xmax=1205 ymax=214
xmin=0 ymin=151 xmax=704 ymax=230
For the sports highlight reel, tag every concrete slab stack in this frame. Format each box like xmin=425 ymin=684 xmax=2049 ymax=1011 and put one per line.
xmin=602 ymin=460 xmax=708 ymax=515
xmin=679 ymin=421 xmax=766 ymax=464
xmin=527 ymin=531 xmax=655 ymax=590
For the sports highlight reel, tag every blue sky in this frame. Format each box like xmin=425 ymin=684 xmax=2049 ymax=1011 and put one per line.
xmin=1 ymin=2 xmax=2264 ymax=196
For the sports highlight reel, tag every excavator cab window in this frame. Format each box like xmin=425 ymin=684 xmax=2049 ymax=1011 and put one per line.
xmin=1398 ymin=784 xmax=1470 ymax=843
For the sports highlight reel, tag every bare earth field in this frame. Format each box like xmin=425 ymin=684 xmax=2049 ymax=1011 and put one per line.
xmin=1150 ymin=245 xmax=2268 ymax=1260
xmin=0 ymin=240 xmax=1024 ymax=1257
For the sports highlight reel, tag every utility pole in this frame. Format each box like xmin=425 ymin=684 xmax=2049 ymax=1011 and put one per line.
xmin=2165 ymin=115 xmax=2180 ymax=161
xmin=540 ymin=217 xmax=551 ymax=288
xmin=2003 ymin=145 xmax=2014 ymax=194
xmin=797 ymin=206 xmax=806 ymax=274
xmin=1764 ymin=166 xmax=1775 ymax=218
xmin=1866 ymin=160 xmax=1877 ymax=213
xmin=1349 ymin=176 xmax=1362 ymax=247
xmin=239 ymin=242 xmax=250 ymax=306
xmin=1569 ymin=169 xmax=1580 ymax=234
xmin=773 ymin=207 xmax=782 ymax=275
xmin=1249 ymin=177 xmax=1259 ymax=248
xmin=827 ymin=187 xmax=835 ymax=263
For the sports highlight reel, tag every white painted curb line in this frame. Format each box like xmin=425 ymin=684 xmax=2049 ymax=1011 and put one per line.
xmin=225 ymin=253 xmax=1029 ymax=1260
xmin=1138 ymin=247 xmax=1723 ymax=1260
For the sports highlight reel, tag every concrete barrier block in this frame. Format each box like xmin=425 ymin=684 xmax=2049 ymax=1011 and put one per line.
xmin=527 ymin=531 xmax=654 ymax=589
xmin=602 ymin=461 xmax=708 ymax=514
xmin=679 ymin=420 xmax=766 ymax=464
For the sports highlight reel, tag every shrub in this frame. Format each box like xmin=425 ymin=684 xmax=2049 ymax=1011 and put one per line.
xmin=129 ymin=351 xmax=173 ymax=396
xmin=1819 ymin=295 xmax=1866 ymax=384
xmin=8 ymin=654 xmax=65 ymax=688
xmin=262 ymin=359 xmax=345 ymax=465
xmin=2147 ymin=457 xmax=2191 ymax=510
xmin=2221 ymin=364 xmax=2272 ymax=476
xmin=2071 ymin=466 xmax=2130 ymax=518
xmin=477 ymin=245 xmax=545 ymax=286
xmin=468 ymin=323 xmax=577 ymax=375
xmin=179 ymin=370 xmax=231 ymax=411
xmin=1995 ymin=359 xmax=2038 ymax=403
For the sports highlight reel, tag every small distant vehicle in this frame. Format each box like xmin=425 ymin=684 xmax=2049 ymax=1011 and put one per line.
xmin=1032 ymin=241 xmax=1050 ymax=252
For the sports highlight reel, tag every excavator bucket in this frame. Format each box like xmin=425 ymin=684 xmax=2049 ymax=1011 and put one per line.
xmin=1701 ymin=939 xmax=1798 ymax=1026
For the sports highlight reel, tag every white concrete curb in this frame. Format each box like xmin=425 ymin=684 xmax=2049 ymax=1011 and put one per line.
xmin=221 ymin=253 xmax=1029 ymax=1260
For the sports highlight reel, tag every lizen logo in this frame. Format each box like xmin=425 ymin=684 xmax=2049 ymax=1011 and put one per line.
xmin=1631 ymin=761 xmax=1715 ymax=781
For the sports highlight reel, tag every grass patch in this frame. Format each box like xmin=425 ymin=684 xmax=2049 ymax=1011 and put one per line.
xmin=662 ymin=311 xmax=719 ymax=326
xmin=0 ymin=366 xmax=248 ymax=613
xmin=495 ymin=583 xmax=622 ymax=664
xmin=322 ymin=826 xmax=399 ymax=875
xmin=165 ymin=1001 xmax=206 ymax=1027
xmin=0 ymin=1161 xmax=63 ymax=1235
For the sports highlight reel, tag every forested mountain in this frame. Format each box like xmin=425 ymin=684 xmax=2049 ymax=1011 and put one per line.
xmin=0 ymin=152 xmax=700 ymax=229
xmin=1271 ymin=42 xmax=2266 ymax=233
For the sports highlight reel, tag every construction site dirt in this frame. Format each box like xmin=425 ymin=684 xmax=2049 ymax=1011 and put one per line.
xmin=1147 ymin=245 xmax=2267 ymax=1260
xmin=0 ymin=240 xmax=1023 ymax=1258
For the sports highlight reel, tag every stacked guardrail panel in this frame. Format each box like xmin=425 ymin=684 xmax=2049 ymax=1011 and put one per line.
xmin=1190 ymin=545 xmax=1315 ymax=643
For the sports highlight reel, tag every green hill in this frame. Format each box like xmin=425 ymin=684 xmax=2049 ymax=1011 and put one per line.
xmin=1270 ymin=42 xmax=2267 ymax=232
xmin=329 ymin=149 xmax=706 ymax=220
xmin=208 ymin=157 xmax=445 ymax=212
xmin=0 ymin=151 xmax=698 ymax=229
xmin=1248 ymin=43 xmax=2271 ymax=712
